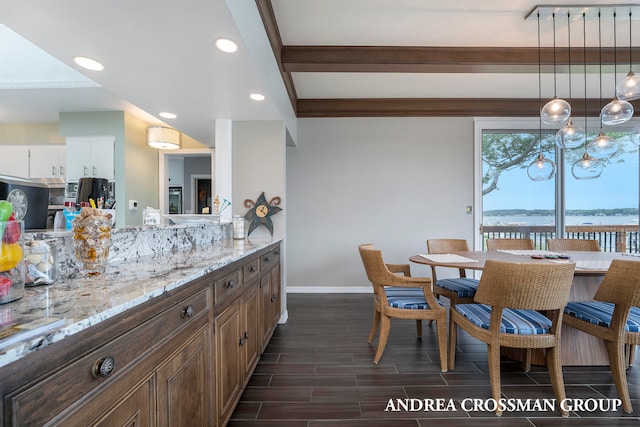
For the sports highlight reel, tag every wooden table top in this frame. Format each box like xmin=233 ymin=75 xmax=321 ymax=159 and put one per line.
xmin=409 ymin=250 xmax=639 ymax=276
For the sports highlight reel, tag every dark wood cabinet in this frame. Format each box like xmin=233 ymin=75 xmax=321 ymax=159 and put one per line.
xmin=260 ymin=246 xmax=281 ymax=350
xmin=0 ymin=242 xmax=281 ymax=427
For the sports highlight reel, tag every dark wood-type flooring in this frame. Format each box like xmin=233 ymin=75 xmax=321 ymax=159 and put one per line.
xmin=229 ymin=293 xmax=640 ymax=426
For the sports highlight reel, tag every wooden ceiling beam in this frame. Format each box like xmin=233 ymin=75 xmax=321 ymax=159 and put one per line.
xmin=282 ymin=46 xmax=640 ymax=73
xmin=296 ymin=98 xmax=629 ymax=118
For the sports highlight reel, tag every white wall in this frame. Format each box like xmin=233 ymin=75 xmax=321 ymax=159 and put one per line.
xmin=232 ymin=121 xmax=286 ymax=240
xmin=286 ymin=117 xmax=476 ymax=291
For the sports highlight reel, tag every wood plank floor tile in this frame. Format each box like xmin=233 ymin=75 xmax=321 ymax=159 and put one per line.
xmin=230 ymin=293 xmax=640 ymax=425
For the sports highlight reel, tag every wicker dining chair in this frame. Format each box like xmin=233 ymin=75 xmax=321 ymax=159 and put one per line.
xmin=563 ymin=259 xmax=640 ymax=413
xmin=486 ymin=238 xmax=535 ymax=251
xmin=547 ymin=238 xmax=601 ymax=252
xmin=358 ymin=244 xmax=448 ymax=370
xmin=448 ymin=260 xmax=576 ymax=417
xmin=426 ymin=239 xmax=480 ymax=307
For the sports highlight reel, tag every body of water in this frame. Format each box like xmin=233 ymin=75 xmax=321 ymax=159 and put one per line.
xmin=483 ymin=215 xmax=639 ymax=226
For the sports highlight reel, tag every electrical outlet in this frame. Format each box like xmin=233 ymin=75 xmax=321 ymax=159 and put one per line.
xmin=129 ymin=200 xmax=138 ymax=210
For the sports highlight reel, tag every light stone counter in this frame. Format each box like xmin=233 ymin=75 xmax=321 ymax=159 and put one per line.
xmin=0 ymin=222 xmax=281 ymax=369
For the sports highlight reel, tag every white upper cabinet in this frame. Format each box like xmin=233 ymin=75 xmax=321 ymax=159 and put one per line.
xmin=28 ymin=145 xmax=66 ymax=179
xmin=0 ymin=146 xmax=30 ymax=178
xmin=66 ymin=136 xmax=115 ymax=181
xmin=168 ymin=157 xmax=184 ymax=186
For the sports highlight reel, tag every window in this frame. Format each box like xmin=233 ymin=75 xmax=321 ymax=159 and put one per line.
xmin=475 ymin=119 xmax=639 ymax=252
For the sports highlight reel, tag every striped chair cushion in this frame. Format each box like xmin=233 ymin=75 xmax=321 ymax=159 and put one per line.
xmin=434 ymin=278 xmax=479 ymax=298
xmin=385 ymin=287 xmax=425 ymax=298
xmin=454 ymin=304 xmax=552 ymax=335
xmin=564 ymin=302 xmax=640 ymax=333
xmin=384 ymin=289 xmax=443 ymax=310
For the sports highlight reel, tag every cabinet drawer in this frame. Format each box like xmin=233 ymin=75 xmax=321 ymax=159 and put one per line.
xmin=215 ymin=269 xmax=242 ymax=303
xmin=243 ymin=257 xmax=260 ymax=284
xmin=9 ymin=286 xmax=209 ymax=426
xmin=260 ymin=247 xmax=280 ymax=271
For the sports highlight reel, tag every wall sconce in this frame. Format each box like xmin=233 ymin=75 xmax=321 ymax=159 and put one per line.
xmin=146 ymin=126 xmax=182 ymax=150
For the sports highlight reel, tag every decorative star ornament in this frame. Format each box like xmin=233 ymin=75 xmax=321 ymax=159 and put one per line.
xmin=244 ymin=192 xmax=282 ymax=236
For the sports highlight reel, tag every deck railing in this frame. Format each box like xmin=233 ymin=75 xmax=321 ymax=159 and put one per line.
xmin=481 ymin=224 xmax=640 ymax=253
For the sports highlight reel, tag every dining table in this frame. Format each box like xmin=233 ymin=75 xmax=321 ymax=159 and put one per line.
xmin=410 ymin=249 xmax=640 ymax=366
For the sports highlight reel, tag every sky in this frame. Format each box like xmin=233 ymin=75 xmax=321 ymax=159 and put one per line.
xmin=484 ymin=140 xmax=640 ymax=211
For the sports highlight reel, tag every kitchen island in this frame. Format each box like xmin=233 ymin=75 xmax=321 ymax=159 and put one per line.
xmin=0 ymin=222 xmax=283 ymax=426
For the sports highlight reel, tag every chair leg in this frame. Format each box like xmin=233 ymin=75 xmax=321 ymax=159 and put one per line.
xmin=523 ymin=349 xmax=532 ymax=372
xmin=627 ymin=344 xmax=636 ymax=367
xmin=486 ymin=343 xmax=503 ymax=417
xmin=373 ymin=315 xmax=391 ymax=365
xmin=606 ymin=340 xmax=633 ymax=413
xmin=546 ymin=346 xmax=568 ymax=417
xmin=448 ymin=315 xmax=458 ymax=370
xmin=435 ymin=317 xmax=447 ymax=372
xmin=368 ymin=308 xmax=381 ymax=344
xmin=416 ymin=320 xmax=423 ymax=342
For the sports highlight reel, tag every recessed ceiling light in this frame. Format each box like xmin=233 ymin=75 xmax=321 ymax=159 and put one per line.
xmin=73 ymin=56 xmax=104 ymax=71
xmin=159 ymin=112 xmax=177 ymax=119
xmin=250 ymin=93 xmax=265 ymax=101
xmin=215 ymin=37 xmax=238 ymax=53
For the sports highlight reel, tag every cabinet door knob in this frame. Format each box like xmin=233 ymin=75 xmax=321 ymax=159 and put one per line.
xmin=52 ymin=166 xmax=57 ymax=175
xmin=249 ymin=265 xmax=256 ymax=273
xmin=84 ymin=166 xmax=89 ymax=176
xmin=92 ymin=356 xmax=116 ymax=378
xmin=263 ymin=256 xmax=270 ymax=264
xmin=60 ymin=166 xmax=65 ymax=175
xmin=271 ymin=295 xmax=277 ymax=302
xmin=182 ymin=305 xmax=194 ymax=318
xmin=274 ymin=250 xmax=280 ymax=256
xmin=226 ymin=280 xmax=235 ymax=289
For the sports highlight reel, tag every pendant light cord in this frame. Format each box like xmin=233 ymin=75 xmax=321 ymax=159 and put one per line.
xmin=567 ymin=12 xmax=572 ymax=102
xmin=552 ymin=13 xmax=558 ymax=97
xmin=613 ymin=12 xmax=617 ymax=91
xmin=598 ymin=11 xmax=604 ymax=128
xmin=629 ymin=12 xmax=633 ymax=72
xmin=583 ymin=12 xmax=588 ymax=144
xmin=538 ymin=12 xmax=543 ymax=152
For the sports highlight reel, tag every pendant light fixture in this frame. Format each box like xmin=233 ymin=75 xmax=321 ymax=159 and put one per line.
xmin=616 ymin=11 xmax=640 ymax=101
xmin=529 ymin=12 xmax=557 ymax=181
xmin=573 ymin=12 xmax=603 ymax=180
xmin=587 ymin=11 xmax=618 ymax=159
xmin=541 ymin=12 xmax=572 ymax=125
xmin=556 ymin=11 xmax=585 ymax=149
xmin=146 ymin=126 xmax=182 ymax=150
xmin=601 ymin=11 xmax=634 ymax=125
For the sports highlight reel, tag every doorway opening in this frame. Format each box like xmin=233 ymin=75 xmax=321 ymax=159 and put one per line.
xmin=194 ymin=175 xmax=212 ymax=214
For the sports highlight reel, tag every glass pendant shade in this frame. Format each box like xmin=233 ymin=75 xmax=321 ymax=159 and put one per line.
xmin=601 ymin=98 xmax=634 ymax=125
xmin=527 ymin=153 xmax=556 ymax=181
xmin=572 ymin=152 xmax=603 ymax=179
xmin=586 ymin=130 xmax=618 ymax=159
xmin=541 ymin=97 xmax=571 ymax=124
xmin=555 ymin=120 xmax=585 ymax=149
xmin=616 ymin=70 xmax=640 ymax=101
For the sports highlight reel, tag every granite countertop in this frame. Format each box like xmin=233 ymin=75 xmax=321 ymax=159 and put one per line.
xmin=0 ymin=235 xmax=280 ymax=369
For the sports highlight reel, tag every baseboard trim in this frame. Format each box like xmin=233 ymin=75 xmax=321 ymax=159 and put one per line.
xmin=286 ymin=286 xmax=371 ymax=293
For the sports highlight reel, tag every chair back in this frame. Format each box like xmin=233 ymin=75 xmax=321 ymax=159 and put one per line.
xmin=594 ymin=259 xmax=640 ymax=308
xmin=486 ymin=238 xmax=534 ymax=251
xmin=547 ymin=238 xmax=601 ymax=252
xmin=358 ymin=244 xmax=396 ymax=289
xmin=427 ymin=239 xmax=469 ymax=254
xmin=473 ymin=260 xmax=575 ymax=310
